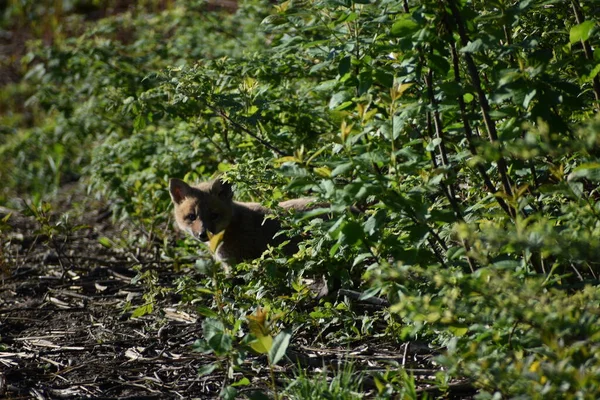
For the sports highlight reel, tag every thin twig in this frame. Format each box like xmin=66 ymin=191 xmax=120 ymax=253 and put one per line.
xmin=444 ymin=0 xmax=516 ymax=217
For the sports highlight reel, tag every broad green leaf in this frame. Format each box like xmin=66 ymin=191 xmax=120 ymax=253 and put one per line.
xmin=569 ymin=21 xmax=595 ymax=44
xmin=459 ymin=39 xmax=484 ymax=53
xmin=268 ymin=329 xmax=291 ymax=365
xmin=195 ymin=258 xmax=215 ymax=275
xmin=207 ymin=332 xmax=233 ymax=355
xmin=358 ymin=286 xmax=381 ymax=301
xmin=250 ymin=334 xmax=273 ymax=354
xmin=338 ymin=56 xmax=351 ymax=76
xmin=202 ymin=318 xmax=225 ymax=340
xmin=220 ymin=386 xmax=237 ymax=400
xmin=331 ymin=162 xmax=354 ymax=177
xmin=353 ymin=252 xmax=372 ymax=266
xmin=247 ymin=308 xmax=273 ymax=354
xmin=314 ymin=166 xmax=332 ymax=177
xmin=340 ymin=220 xmax=364 ymax=246
xmin=429 ymin=54 xmax=450 ymax=75
xmin=374 ymin=69 xmax=394 ymax=88
xmin=391 ymin=17 xmax=419 ymax=37
xmin=192 ymin=339 xmax=212 ymax=354
xmin=364 ymin=209 xmax=386 ymax=236
xmin=208 ymin=230 xmax=224 ymax=253
xmin=329 ymin=91 xmax=351 ymax=109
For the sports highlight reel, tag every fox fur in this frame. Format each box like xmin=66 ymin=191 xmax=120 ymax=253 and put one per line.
xmin=169 ymin=177 xmax=319 ymax=265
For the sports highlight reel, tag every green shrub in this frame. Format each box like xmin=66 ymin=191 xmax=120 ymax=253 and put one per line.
xmin=4 ymin=0 xmax=600 ymax=397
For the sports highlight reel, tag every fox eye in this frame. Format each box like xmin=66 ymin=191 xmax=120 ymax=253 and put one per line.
xmin=185 ymin=213 xmax=197 ymax=221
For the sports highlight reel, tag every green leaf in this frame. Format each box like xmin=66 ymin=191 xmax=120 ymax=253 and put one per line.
xmin=338 ymin=56 xmax=351 ymax=76
xmin=208 ymin=332 xmax=233 ymax=355
xmin=246 ymin=391 xmax=271 ymax=400
xmin=393 ymin=114 xmax=405 ymax=140
xmin=249 ymin=333 xmax=273 ymax=354
xmin=220 ymin=386 xmax=237 ymax=400
xmin=429 ymin=54 xmax=450 ymax=75
xmin=340 ymin=220 xmax=364 ymax=246
xmin=567 ymin=163 xmax=600 ymax=182
xmin=449 ymin=323 xmax=469 ymax=337
xmin=329 ymin=91 xmax=352 ymax=109
xmin=196 ymin=305 xmax=219 ymax=318
xmin=195 ymin=258 xmax=215 ymax=274
xmin=331 ymin=162 xmax=354 ymax=177
xmin=353 ymin=252 xmax=372 ymax=266
xmin=374 ymin=69 xmax=394 ymax=88
xmin=131 ymin=303 xmax=153 ymax=318
xmin=202 ymin=318 xmax=225 ymax=340
xmin=231 ymin=377 xmax=251 ymax=387
xmin=358 ymin=286 xmax=381 ymax=301
xmin=364 ymin=209 xmax=386 ymax=236
xmin=391 ymin=17 xmax=419 ymax=37
xmin=523 ymin=89 xmax=536 ymax=109
xmin=426 ymin=138 xmax=442 ymax=151
xmin=192 ymin=339 xmax=212 ymax=354
xmin=133 ymin=114 xmax=146 ymax=130
xmin=570 ymin=21 xmax=595 ymax=44
xmin=459 ymin=39 xmax=484 ymax=53
xmin=329 ymin=241 xmax=341 ymax=257
xmin=268 ymin=329 xmax=291 ymax=365
xmin=585 ymin=64 xmax=600 ymax=82
xmin=98 ymin=236 xmax=112 ymax=248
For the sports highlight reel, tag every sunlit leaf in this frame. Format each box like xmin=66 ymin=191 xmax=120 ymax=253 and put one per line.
xmin=569 ymin=21 xmax=595 ymax=44
xmin=268 ymin=329 xmax=291 ymax=365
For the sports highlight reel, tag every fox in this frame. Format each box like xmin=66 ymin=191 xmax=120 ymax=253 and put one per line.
xmin=168 ymin=177 xmax=321 ymax=265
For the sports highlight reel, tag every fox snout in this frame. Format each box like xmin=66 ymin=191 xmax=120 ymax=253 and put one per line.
xmin=196 ymin=228 xmax=209 ymax=242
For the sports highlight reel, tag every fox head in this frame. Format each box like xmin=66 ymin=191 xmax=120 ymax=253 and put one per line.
xmin=169 ymin=178 xmax=234 ymax=242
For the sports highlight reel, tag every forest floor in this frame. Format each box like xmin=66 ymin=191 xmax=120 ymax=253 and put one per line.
xmin=0 ymin=183 xmax=474 ymax=399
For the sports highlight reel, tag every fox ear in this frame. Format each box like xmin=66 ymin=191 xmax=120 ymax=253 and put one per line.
xmin=210 ymin=178 xmax=233 ymax=200
xmin=169 ymin=178 xmax=191 ymax=204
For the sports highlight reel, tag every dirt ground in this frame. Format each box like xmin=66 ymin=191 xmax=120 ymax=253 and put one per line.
xmin=0 ymin=185 xmax=474 ymax=399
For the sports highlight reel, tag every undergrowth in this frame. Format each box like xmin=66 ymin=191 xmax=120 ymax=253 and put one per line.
xmin=2 ymin=0 xmax=600 ymax=397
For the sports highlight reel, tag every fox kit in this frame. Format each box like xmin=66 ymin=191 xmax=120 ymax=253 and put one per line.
xmin=169 ymin=177 xmax=317 ymax=265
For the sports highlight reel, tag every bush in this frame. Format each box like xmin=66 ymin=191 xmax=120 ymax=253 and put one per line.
xmin=4 ymin=0 xmax=600 ymax=397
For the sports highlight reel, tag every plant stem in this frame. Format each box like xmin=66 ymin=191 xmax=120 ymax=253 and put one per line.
xmin=446 ymin=0 xmax=515 ymax=217
xmin=269 ymin=362 xmax=280 ymax=400
xmin=447 ymin=39 xmax=513 ymax=218
xmin=444 ymin=0 xmax=516 ymax=217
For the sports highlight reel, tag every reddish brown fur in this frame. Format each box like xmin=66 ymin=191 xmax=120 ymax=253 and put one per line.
xmin=169 ymin=178 xmax=319 ymax=265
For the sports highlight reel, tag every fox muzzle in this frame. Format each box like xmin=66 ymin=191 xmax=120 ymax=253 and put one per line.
xmin=198 ymin=229 xmax=209 ymax=242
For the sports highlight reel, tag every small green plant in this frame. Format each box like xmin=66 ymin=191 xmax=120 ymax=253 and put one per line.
xmin=22 ymin=201 xmax=88 ymax=277
xmin=283 ymin=360 xmax=364 ymax=400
